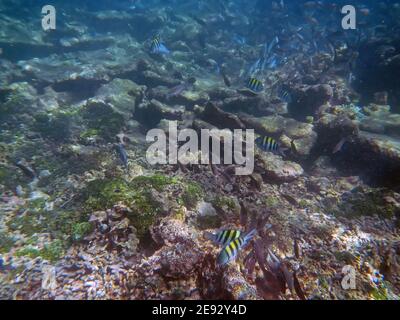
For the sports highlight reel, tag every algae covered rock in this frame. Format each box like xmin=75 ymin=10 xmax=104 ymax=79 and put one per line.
xmin=289 ymin=84 xmax=333 ymax=121
xmin=81 ymin=99 xmax=126 ymax=139
xmin=94 ymin=78 xmax=146 ymax=118
xmin=0 ymin=82 xmax=38 ymax=116
xmin=83 ymin=175 xmax=180 ymax=240
xmin=241 ymin=115 xmax=318 ymax=156
xmin=256 ymin=153 xmax=304 ymax=183
xmin=331 ymin=187 xmax=400 ymax=220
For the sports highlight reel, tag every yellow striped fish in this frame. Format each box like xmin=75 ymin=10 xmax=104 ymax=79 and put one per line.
xmin=205 ymin=229 xmax=242 ymax=246
xmin=217 ymin=229 xmax=257 ymax=265
xmin=255 ymin=136 xmax=279 ymax=153
xmin=246 ymin=77 xmax=264 ymax=93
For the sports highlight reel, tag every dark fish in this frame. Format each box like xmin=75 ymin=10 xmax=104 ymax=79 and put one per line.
xmin=220 ymin=69 xmax=231 ymax=87
xmin=205 ymin=229 xmax=242 ymax=246
xmin=294 ymin=238 xmax=301 ymax=259
xmin=293 ymin=271 xmax=307 ymax=300
xmin=167 ymin=77 xmax=196 ymax=99
xmin=115 ymin=143 xmax=128 ymax=168
xmin=332 ymin=137 xmax=347 ymax=154
xmin=166 ymin=83 xmax=188 ymax=99
xmin=246 ymin=77 xmax=264 ymax=93
xmin=239 ymin=201 xmax=248 ymax=227
xmin=16 ymin=159 xmax=36 ymax=179
xmin=217 ymin=229 xmax=257 ymax=266
xmin=150 ymin=35 xmax=170 ymax=55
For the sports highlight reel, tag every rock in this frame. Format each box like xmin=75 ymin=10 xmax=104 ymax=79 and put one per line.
xmin=194 ymin=202 xmax=220 ymax=229
xmin=152 ymin=219 xmax=198 ymax=246
xmin=0 ymin=82 xmax=38 ymax=115
xmin=256 ymin=153 xmax=304 ymax=183
xmin=136 ymin=99 xmax=185 ymax=127
xmin=81 ymin=99 xmax=126 ymax=139
xmin=141 ymin=70 xmax=180 ymax=88
xmin=316 ymin=109 xmax=400 ymax=187
xmin=201 ymin=102 xmax=245 ymax=130
xmin=95 ymin=79 xmax=146 ymax=118
xmin=159 ymin=243 xmax=202 ymax=279
xmin=223 ymin=266 xmax=260 ymax=300
xmin=289 ymin=84 xmax=333 ymax=121
xmin=240 ymin=115 xmax=318 ymax=156
xmin=221 ymin=94 xmax=268 ymax=115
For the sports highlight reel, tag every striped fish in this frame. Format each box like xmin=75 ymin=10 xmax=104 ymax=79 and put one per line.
xmin=205 ymin=229 xmax=242 ymax=246
xmin=255 ymin=136 xmax=279 ymax=153
xmin=278 ymin=88 xmax=292 ymax=103
xmin=217 ymin=229 xmax=257 ymax=266
xmin=246 ymin=77 xmax=264 ymax=93
xmin=150 ymin=35 xmax=170 ymax=55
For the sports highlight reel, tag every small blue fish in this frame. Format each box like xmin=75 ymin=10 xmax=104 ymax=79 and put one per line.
xmin=116 ymin=143 xmax=128 ymax=168
xmin=266 ymin=55 xmax=278 ymax=69
xmin=217 ymin=229 xmax=257 ymax=266
xmin=232 ymin=34 xmax=246 ymax=45
xmin=248 ymin=58 xmax=263 ymax=76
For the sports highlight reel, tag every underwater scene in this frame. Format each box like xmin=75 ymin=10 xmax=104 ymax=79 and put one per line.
xmin=0 ymin=0 xmax=400 ymax=301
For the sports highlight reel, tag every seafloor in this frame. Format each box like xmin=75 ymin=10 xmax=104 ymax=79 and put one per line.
xmin=0 ymin=0 xmax=399 ymax=300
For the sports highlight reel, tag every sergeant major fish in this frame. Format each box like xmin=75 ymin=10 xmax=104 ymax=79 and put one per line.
xmin=246 ymin=77 xmax=264 ymax=93
xmin=217 ymin=229 xmax=257 ymax=266
xmin=255 ymin=136 xmax=288 ymax=156
xmin=205 ymin=229 xmax=242 ymax=247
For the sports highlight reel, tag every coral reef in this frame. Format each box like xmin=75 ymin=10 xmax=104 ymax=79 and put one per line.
xmin=0 ymin=0 xmax=399 ymax=301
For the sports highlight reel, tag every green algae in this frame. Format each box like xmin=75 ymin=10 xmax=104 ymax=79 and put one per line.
xmin=33 ymin=111 xmax=74 ymax=141
xmin=0 ymin=233 xmax=15 ymax=254
xmin=72 ymin=222 xmax=93 ymax=242
xmin=332 ymin=188 xmax=398 ymax=219
xmin=131 ymin=174 xmax=179 ymax=191
xmin=15 ymin=240 xmax=65 ymax=263
xmin=79 ymin=128 xmax=100 ymax=140
xmin=212 ymin=195 xmax=237 ymax=212
xmin=82 ymin=101 xmax=125 ymax=139
xmin=370 ymin=285 xmax=389 ymax=300
xmin=83 ymin=175 xmax=178 ymax=239
xmin=181 ymin=182 xmax=204 ymax=208
xmin=6 ymin=198 xmax=92 ymax=261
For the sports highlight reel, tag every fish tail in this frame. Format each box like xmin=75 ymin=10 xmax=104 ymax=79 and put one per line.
xmin=243 ymin=229 xmax=257 ymax=244
xmin=204 ymin=231 xmax=215 ymax=242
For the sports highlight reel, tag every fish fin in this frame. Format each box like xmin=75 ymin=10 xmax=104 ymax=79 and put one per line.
xmin=278 ymin=147 xmax=289 ymax=157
